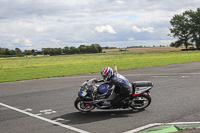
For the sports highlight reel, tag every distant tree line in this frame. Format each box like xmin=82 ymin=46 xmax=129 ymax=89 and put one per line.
xmin=102 ymin=46 xmax=117 ymax=49
xmin=0 ymin=47 xmax=24 ymax=57
xmin=169 ymin=8 xmax=200 ymax=50
xmin=42 ymin=44 xmax=102 ymax=55
xmin=0 ymin=44 xmax=103 ymax=57
xmin=127 ymin=45 xmax=152 ymax=48
xmin=127 ymin=45 xmax=166 ymax=48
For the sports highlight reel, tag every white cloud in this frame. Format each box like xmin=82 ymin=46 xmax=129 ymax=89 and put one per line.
xmin=23 ymin=38 xmax=32 ymax=46
xmin=51 ymin=38 xmax=61 ymax=45
xmin=128 ymin=38 xmax=134 ymax=41
xmin=12 ymin=38 xmax=21 ymax=43
xmin=11 ymin=37 xmax=32 ymax=47
xmin=132 ymin=26 xmax=154 ymax=33
xmin=1 ymin=0 xmax=200 ymax=50
xmin=116 ymin=0 xmax=124 ymax=4
xmin=132 ymin=26 xmax=142 ymax=32
xmin=95 ymin=25 xmax=117 ymax=34
xmin=142 ymin=27 xmax=154 ymax=33
xmin=35 ymin=26 xmax=45 ymax=32
xmin=24 ymin=43 xmax=32 ymax=47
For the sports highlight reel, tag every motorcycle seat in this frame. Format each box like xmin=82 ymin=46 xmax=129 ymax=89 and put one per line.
xmin=134 ymin=81 xmax=153 ymax=87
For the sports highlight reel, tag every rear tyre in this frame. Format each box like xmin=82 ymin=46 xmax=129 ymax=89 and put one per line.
xmin=130 ymin=94 xmax=151 ymax=110
xmin=74 ymin=97 xmax=95 ymax=112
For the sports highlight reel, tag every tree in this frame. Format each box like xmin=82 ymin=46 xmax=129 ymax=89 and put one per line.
xmin=90 ymin=44 xmax=102 ymax=53
xmin=86 ymin=46 xmax=91 ymax=53
xmin=70 ymin=46 xmax=79 ymax=54
xmin=15 ymin=47 xmax=22 ymax=54
xmin=90 ymin=44 xmax=99 ymax=53
xmin=78 ymin=45 xmax=87 ymax=53
xmin=169 ymin=8 xmax=200 ymax=49
xmin=31 ymin=49 xmax=36 ymax=55
xmin=184 ymin=8 xmax=200 ymax=49
xmin=42 ymin=48 xmax=51 ymax=55
xmin=63 ymin=46 xmax=70 ymax=54
xmin=24 ymin=50 xmax=32 ymax=55
xmin=94 ymin=43 xmax=102 ymax=53
xmin=55 ymin=48 xmax=63 ymax=55
xmin=169 ymin=13 xmax=191 ymax=49
xmin=195 ymin=8 xmax=200 ymax=49
xmin=0 ymin=47 xmax=6 ymax=55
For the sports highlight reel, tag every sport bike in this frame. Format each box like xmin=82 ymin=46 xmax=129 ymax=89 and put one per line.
xmin=74 ymin=78 xmax=153 ymax=112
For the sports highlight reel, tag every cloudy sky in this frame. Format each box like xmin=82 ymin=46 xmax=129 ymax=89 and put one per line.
xmin=1 ymin=0 xmax=200 ymax=50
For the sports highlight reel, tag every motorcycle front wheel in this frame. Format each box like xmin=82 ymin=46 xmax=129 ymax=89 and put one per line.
xmin=130 ymin=94 xmax=151 ymax=110
xmin=74 ymin=97 xmax=95 ymax=112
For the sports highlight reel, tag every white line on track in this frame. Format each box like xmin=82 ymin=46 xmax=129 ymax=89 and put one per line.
xmin=124 ymin=122 xmax=200 ymax=133
xmin=0 ymin=102 xmax=89 ymax=133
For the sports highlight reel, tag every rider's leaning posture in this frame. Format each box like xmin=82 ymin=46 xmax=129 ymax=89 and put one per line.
xmin=96 ymin=67 xmax=132 ymax=108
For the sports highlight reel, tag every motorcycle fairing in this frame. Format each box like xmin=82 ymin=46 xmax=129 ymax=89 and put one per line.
xmin=132 ymin=81 xmax=153 ymax=96
xmin=98 ymin=83 xmax=109 ymax=94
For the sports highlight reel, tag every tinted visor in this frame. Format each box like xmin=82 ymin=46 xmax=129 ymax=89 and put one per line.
xmin=102 ymin=74 xmax=108 ymax=81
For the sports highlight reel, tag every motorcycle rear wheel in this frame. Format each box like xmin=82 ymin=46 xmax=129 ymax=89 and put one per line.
xmin=130 ymin=94 xmax=151 ymax=110
xmin=74 ymin=97 xmax=95 ymax=112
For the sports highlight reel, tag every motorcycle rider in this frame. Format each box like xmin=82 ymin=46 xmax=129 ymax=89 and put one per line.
xmin=96 ymin=67 xmax=132 ymax=108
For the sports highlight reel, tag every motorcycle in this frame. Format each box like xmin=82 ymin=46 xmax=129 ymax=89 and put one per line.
xmin=74 ymin=78 xmax=153 ymax=112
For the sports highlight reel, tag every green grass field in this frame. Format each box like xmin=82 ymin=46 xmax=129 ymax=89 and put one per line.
xmin=1 ymin=51 xmax=200 ymax=83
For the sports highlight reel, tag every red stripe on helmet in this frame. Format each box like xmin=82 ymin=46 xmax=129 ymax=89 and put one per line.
xmin=103 ymin=67 xmax=109 ymax=75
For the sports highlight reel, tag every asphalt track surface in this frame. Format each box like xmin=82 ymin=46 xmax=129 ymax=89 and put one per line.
xmin=1 ymin=62 xmax=200 ymax=133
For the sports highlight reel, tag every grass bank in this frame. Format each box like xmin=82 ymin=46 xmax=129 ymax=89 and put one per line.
xmin=0 ymin=51 xmax=200 ymax=83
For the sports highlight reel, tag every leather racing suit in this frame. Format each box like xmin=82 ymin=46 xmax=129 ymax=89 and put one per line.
xmin=109 ymin=73 xmax=132 ymax=108
xmin=97 ymin=73 xmax=132 ymax=108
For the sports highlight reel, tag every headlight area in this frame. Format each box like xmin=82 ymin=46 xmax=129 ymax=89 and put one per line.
xmin=78 ymin=87 xmax=87 ymax=97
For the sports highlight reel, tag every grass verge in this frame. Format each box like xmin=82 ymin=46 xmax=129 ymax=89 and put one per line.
xmin=0 ymin=51 xmax=200 ymax=83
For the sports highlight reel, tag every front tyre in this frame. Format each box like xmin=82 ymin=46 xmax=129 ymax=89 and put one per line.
xmin=74 ymin=97 xmax=95 ymax=112
xmin=130 ymin=94 xmax=151 ymax=110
